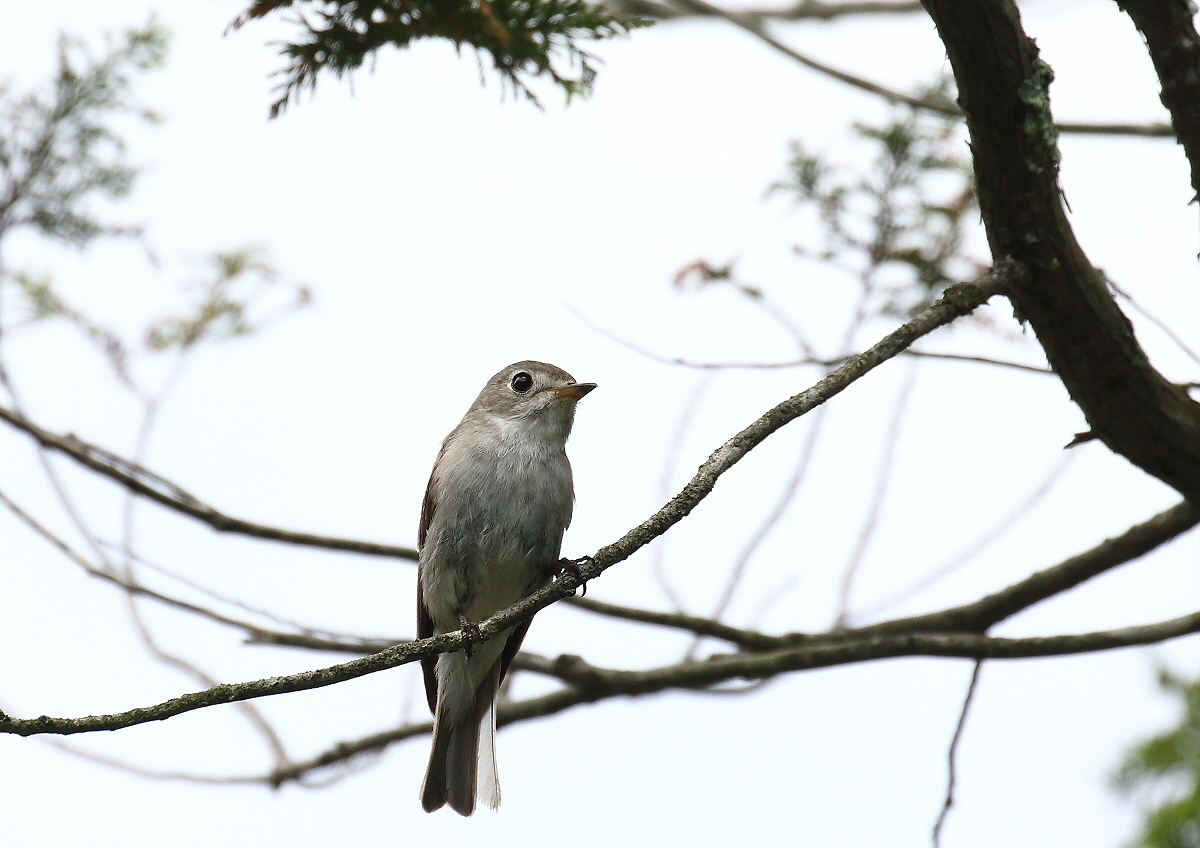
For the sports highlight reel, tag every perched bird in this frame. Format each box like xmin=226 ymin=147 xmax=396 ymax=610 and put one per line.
xmin=417 ymin=360 xmax=595 ymax=815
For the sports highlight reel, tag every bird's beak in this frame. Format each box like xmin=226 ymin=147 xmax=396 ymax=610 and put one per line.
xmin=554 ymin=382 xmax=597 ymax=400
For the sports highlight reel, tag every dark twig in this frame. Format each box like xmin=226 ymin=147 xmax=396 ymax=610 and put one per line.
xmin=932 ymin=660 xmax=983 ymax=848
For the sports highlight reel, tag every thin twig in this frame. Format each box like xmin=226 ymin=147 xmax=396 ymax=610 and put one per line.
xmin=0 ymin=404 xmax=417 ymax=560
xmin=852 ymin=500 xmax=1200 ymax=638
xmin=565 ymin=596 xmax=781 ymax=650
xmin=0 ymin=488 xmax=348 ymax=644
xmin=650 ymin=371 xmax=715 ymax=614
xmin=932 ymin=660 xmax=983 ymax=847
xmin=1108 ymin=278 xmax=1200 ymax=366
xmin=834 ymin=359 xmax=918 ymax=626
xmin=857 ymin=452 xmax=1076 ymax=620
xmin=706 ymin=405 xmax=828 ymax=627
xmin=576 ymin=310 xmax=1052 ymax=375
xmin=666 ymin=0 xmax=1173 ymax=139
xmin=115 ymin=351 xmax=292 ymax=772
xmin=97 ymin=540 xmax=388 ymax=641
xmin=610 ymin=0 xmax=926 ymax=23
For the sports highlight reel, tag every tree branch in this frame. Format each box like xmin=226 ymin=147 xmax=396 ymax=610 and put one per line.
xmin=249 ymin=498 xmax=1200 ymax=661
xmin=0 ymin=634 xmax=446 ymax=736
xmin=4 ymin=605 xmax=1195 ymax=739
xmin=1116 ymin=0 xmax=1200 ymax=201
xmin=664 ymin=0 xmax=1173 ymax=139
xmin=565 ymin=596 xmax=782 ymax=650
xmin=607 ymin=0 xmax=926 ymax=24
xmin=855 ymin=499 xmax=1200 ymax=637
xmin=250 ymin=612 xmax=1200 ymax=787
xmin=0 ymin=269 xmax=1014 ymax=737
xmin=574 ymin=307 xmax=1055 ymax=375
xmin=932 ymin=661 xmax=983 ymax=848
xmin=0 ymin=405 xmax=417 ymax=560
xmin=921 ymin=0 xmax=1200 ymax=503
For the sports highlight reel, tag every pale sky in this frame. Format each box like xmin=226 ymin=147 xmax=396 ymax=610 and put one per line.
xmin=0 ymin=1 xmax=1197 ymax=846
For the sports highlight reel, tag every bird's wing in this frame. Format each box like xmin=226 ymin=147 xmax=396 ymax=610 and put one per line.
xmin=417 ymin=461 xmax=440 ymax=714
xmin=498 ymin=619 xmax=533 ymax=684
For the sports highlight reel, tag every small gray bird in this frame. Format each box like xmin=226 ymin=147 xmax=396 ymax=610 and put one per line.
xmin=417 ymin=360 xmax=595 ymax=816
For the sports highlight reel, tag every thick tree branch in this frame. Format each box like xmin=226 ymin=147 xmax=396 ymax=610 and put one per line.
xmin=921 ymin=0 xmax=1200 ymax=503
xmin=1116 ymin=0 xmax=1200 ymax=201
xmin=0 ymin=405 xmax=417 ymax=560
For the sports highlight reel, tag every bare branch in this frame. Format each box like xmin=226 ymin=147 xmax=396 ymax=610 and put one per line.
xmin=0 ymin=404 xmax=417 ymax=560
xmin=1109 ymin=277 xmax=1200 ymax=366
xmin=858 ymin=452 xmax=1076 ymax=620
xmin=664 ymin=0 xmax=1172 ymax=139
xmin=43 ymin=740 xmax=268 ymax=785
xmin=923 ymin=0 xmax=1200 ymax=503
xmin=570 ymin=499 xmax=1200 ymax=652
xmin=0 ymin=270 xmax=1015 ymax=737
xmin=0 ymin=635 xmax=445 ymax=736
xmin=932 ymin=661 xmax=983 ymax=848
xmin=565 ymin=596 xmax=782 ymax=650
xmin=4 ymin=606 xmax=1195 ymax=739
xmin=857 ymin=499 xmax=1200 ymax=637
xmin=607 ymin=0 xmax=925 ymax=23
xmin=220 ymin=614 xmax=1200 ymax=786
xmin=256 ymin=497 xmax=1200 ymax=660
xmin=578 ymin=309 xmax=1053 ymax=375
xmin=708 ymin=405 xmax=828 ymax=627
xmin=1115 ymin=0 xmax=1200 ymax=201
xmin=835 ymin=360 xmax=918 ymax=625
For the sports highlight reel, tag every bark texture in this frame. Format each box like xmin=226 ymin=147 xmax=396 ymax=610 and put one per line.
xmin=1118 ymin=0 xmax=1200 ymax=201
xmin=922 ymin=0 xmax=1200 ymax=502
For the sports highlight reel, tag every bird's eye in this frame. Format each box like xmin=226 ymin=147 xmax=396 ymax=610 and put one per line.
xmin=510 ymin=372 xmax=534 ymax=394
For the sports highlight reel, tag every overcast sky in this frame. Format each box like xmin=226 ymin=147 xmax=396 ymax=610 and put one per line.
xmin=0 ymin=1 xmax=1197 ymax=846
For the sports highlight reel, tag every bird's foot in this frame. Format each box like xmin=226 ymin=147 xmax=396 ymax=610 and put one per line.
xmin=457 ymin=613 xmax=481 ymax=659
xmin=556 ymin=555 xmax=594 ymax=596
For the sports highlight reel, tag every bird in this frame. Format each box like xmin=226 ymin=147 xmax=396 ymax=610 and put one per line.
xmin=417 ymin=360 xmax=595 ymax=815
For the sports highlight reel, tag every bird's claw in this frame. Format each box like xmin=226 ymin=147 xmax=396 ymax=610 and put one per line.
xmin=557 ymin=555 xmax=594 ymax=596
xmin=457 ymin=613 xmax=481 ymax=659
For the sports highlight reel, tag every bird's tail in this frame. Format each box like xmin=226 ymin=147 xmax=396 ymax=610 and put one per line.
xmin=420 ymin=650 xmax=503 ymax=815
